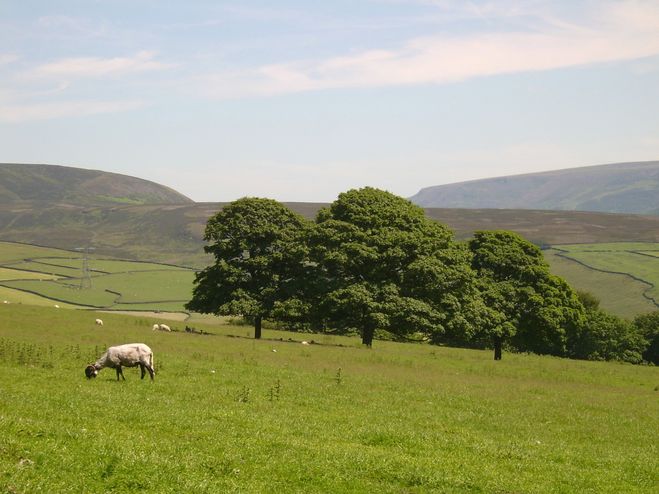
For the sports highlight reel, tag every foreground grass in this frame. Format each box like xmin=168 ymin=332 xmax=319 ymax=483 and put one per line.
xmin=1 ymin=305 xmax=657 ymax=493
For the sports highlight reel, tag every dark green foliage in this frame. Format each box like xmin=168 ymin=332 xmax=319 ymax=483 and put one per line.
xmin=632 ymin=311 xmax=659 ymax=364
xmin=469 ymin=231 xmax=586 ymax=359
xmin=306 ymin=187 xmax=476 ymax=346
xmin=570 ymin=308 xmax=646 ymax=364
xmin=186 ymin=198 xmax=308 ymax=338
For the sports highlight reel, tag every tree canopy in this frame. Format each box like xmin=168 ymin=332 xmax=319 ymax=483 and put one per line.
xmin=469 ymin=231 xmax=585 ymax=359
xmin=186 ymin=190 xmax=655 ymax=364
xmin=185 ymin=197 xmax=308 ymax=339
xmin=306 ymin=187 xmax=476 ymax=346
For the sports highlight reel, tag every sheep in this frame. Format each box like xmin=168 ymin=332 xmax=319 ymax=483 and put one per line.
xmin=85 ymin=343 xmax=154 ymax=381
xmin=152 ymin=323 xmax=171 ymax=332
xmin=152 ymin=323 xmax=160 ymax=331
xmin=95 ymin=318 xmax=103 ymax=326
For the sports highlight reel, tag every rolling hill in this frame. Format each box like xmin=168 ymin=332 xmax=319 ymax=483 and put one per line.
xmin=1 ymin=163 xmax=658 ymax=317
xmin=0 ymin=163 xmax=193 ymax=206
xmin=410 ymin=161 xmax=659 ymax=215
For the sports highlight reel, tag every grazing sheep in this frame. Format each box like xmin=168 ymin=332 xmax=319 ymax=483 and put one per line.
xmin=95 ymin=318 xmax=103 ymax=326
xmin=85 ymin=343 xmax=154 ymax=381
xmin=152 ymin=323 xmax=160 ymax=331
xmin=54 ymin=304 xmax=60 ymax=309
xmin=153 ymin=323 xmax=171 ymax=332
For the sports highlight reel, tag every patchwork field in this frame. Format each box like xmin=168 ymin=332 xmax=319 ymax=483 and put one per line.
xmin=546 ymin=242 xmax=659 ymax=317
xmin=0 ymin=241 xmax=196 ymax=311
xmin=0 ymin=304 xmax=657 ymax=493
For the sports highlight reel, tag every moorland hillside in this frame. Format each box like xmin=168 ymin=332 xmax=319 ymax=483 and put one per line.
xmin=411 ymin=160 xmax=659 ymax=215
xmin=0 ymin=163 xmax=193 ymax=206
xmin=1 ymin=163 xmax=659 ymax=266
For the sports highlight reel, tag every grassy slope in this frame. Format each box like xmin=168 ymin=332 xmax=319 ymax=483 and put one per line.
xmin=0 ymin=305 xmax=657 ymax=493
xmin=549 ymin=243 xmax=659 ymax=313
xmin=543 ymin=250 xmax=657 ymax=318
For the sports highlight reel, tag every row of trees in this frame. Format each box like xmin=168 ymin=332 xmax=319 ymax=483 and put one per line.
xmin=186 ymin=188 xmax=658 ymax=363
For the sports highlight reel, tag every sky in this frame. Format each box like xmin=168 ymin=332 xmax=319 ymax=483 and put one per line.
xmin=1 ymin=0 xmax=659 ymax=202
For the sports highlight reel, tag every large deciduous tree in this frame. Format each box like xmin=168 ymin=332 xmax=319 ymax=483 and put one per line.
xmin=469 ymin=230 xmax=585 ymax=359
xmin=185 ymin=197 xmax=308 ymax=339
xmin=307 ymin=187 xmax=477 ymax=346
xmin=633 ymin=311 xmax=659 ymax=365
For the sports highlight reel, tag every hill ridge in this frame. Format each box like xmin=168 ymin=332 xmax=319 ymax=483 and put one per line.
xmin=0 ymin=163 xmax=193 ymax=206
xmin=410 ymin=160 xmax=659 ymax=215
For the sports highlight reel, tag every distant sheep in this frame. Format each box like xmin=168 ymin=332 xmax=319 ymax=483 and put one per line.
xmin=152 ymin=323 xmax=171 ymax=332
xmin=54 ymin=304 xmax=60 ymax=309
xmin=85 ymin=343 xmax=154 ymax=381
xmin=95 ymin=318 xmax=103 ymax=326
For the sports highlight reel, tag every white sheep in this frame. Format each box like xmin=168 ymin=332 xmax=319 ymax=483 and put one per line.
xmin=153 ymin=323 xmax=171 ymax=332
xmin=95 ymin=318 xmax=103 ymax=326
xmin=85 ymin=343 xmax=154 ymax=381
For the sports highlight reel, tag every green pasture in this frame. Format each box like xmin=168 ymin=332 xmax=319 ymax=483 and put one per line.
xmin=554 ymin=244 xmax=659 ymax=306
xmin=1 ymin=270 xmax=194 ymax=309
xmin=0 ymin=286 xmax=80 ymax=308
xmin=0 ymin=241 xmax=74 ymax=263
xmin=544 ymin=250 xmax=657 ymax=318
xmin=0 ymin=241 xmax=195 ymax=311
xmin=0 ymin=267 xmax=59 ymax=282
xmin=0 ymin=304 xmax=657 ymax=493
xmin=23 ymin=257 xmax=193 ymax=274
xmin=6 ymin=260 xmax=83 ymax=278
xmin=555 ymin=242 xmax=659 ymax=252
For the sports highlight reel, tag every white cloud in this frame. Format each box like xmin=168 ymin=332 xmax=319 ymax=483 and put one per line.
xmin=0 ymin=54 xmax=18 ymax=67
xmin=199 ymin=0 xmax=659 ymax=99
xmin=0 ymin=99 xmax=145 ymax=123
xmin=31 ymin=51 xmax=175 ymax=79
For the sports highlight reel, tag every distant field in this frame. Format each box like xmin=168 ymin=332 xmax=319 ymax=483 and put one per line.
xmin=546 ymin=242 xmax=659 ymax=317
xmin=0 ymin=241 xmax=75 ymax=263
xmin=0 ymin=242 xmax=195 ymax=312
xmin=544 ymin=250 xmax=656 ymax=318
xmin=0 ymin=304 xmax=656 ymax=493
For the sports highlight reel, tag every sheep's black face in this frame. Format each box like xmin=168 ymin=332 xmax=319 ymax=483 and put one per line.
xmin=85 ymin=365 xmax=98 ymax=379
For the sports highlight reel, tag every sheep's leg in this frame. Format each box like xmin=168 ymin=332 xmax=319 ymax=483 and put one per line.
xmin=139 ymin=363 xmax=146 ymax=379
xmin=145 ymin=365 xmax=155 ymax=381
xmin=116 ymin=366 xmax=125 ymax=381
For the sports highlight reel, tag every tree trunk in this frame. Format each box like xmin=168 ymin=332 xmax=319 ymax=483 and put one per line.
xmin=254 ymin=316 xmax=262 ymax=340
xmin=362 ymin=327 xmax=374 ymax=347
xmin=493 ymin=336 xmax=502 ymax=360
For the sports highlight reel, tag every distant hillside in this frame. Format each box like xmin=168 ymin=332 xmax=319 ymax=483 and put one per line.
xmin=1 ymin=201 xmax=658 ymax=267
xmin=0 ymin=163 xmax=193 ymax=206
xmin=410 ymin=161 xmax=659 ymax=215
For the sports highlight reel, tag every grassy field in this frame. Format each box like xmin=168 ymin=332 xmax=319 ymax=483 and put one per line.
xmin=544 ymin=250 xmax=657 ymax=318
xmin=547 ymin=243 xmax=659 ymax=316
xmin=0 ymin=304 xmax=657 ymax=493
xmin=0 ymin=242 xmax=195 ymax=311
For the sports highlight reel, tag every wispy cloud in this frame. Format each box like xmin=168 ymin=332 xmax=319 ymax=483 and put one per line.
xmin=199 ymin=0 xmax=659 ymax=99
xmin=30 ymin=51 xmax=175 ymax=79
xmin=0 ymin=99 xmax=145 ymax=123
xmin=0 ymin=54 xmax=18 ymax=67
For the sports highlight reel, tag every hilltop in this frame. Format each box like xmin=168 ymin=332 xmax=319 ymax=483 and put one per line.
xmin=410 ymin=161 xmax=659 ymax=215
xmin=0 ymin=163 xmax=193 ymax=206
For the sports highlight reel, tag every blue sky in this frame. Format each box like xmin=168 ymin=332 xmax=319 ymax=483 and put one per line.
xmin=1 ymin=0 xmax=659 ymax=202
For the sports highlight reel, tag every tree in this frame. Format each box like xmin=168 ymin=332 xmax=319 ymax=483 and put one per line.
xmin=186 ymin=197 xmax=308 ymax=339
xmin=307 ymin=187 xmax=476 ymax=346
xmin=632 ymin=311 xmax=659 ymax=365
xmin=569 ymin=308 xmax=646 ymax=363
xmin=469 ymin=230 xmax=585 ymax=360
